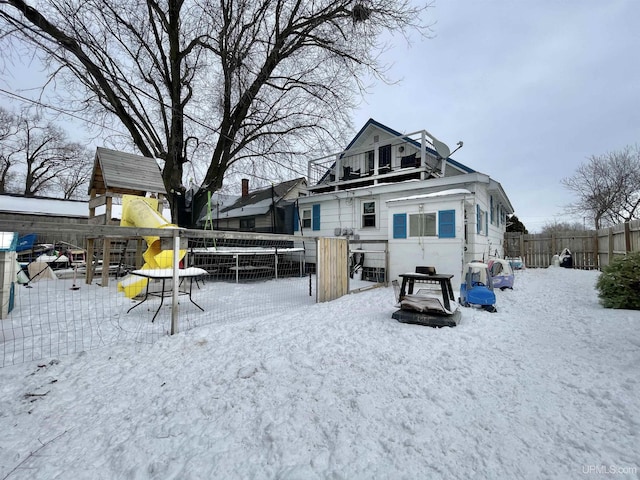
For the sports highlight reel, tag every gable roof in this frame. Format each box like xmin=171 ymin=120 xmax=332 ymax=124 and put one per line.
xmin=346 ymin=118 xmax=475 ymax=174
xmin=88 ymin=147 xmax=167 ymax=196
xmin=220 ymin=177 xmax=306 ymax=218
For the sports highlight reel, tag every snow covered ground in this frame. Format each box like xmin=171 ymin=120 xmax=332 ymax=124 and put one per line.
xmin=0 ymin=267 xmax=638 ymax=479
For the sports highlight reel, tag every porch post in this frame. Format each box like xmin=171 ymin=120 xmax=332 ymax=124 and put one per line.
xmin=420 ymin=131 xmax=427 ymax=180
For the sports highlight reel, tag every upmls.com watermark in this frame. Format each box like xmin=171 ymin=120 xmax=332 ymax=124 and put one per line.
xmin=582 ymin=464 xmax=638 ymax=475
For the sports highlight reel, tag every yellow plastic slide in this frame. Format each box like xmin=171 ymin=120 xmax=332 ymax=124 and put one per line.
xmin=117 ymin=195 xmax=186 ymax=298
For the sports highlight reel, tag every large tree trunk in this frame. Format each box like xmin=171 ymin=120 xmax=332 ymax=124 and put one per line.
xmin=2 ymin=0 xmax=427 ymax=224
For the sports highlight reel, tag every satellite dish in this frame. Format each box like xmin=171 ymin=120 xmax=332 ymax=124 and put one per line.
xmin=432 ymin=138 xmax=451 ymax=159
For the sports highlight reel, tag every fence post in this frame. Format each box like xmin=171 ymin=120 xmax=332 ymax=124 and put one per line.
xmin=518 ymin=232 xmax=524 ymax=260
xmin=385 ymin=245 xmax=390 ymax=287
xmin=624 ymin=222 xmax=631 ymax=253
xmin=593 ymin=230 xmax=599 ymax=270
xmin=171 ymin=230 xmax=180 ymax=335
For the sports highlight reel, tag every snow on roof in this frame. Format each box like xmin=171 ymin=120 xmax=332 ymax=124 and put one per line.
xmin=0 ymin=195 xmax=173 ymax=221
xmin=386 ymin=188 xmax=472 ymax=203
xmin=0 ymin=195 xmax=88 ymax=217
xmin=219 ymin=197 xmax=273 ymax=219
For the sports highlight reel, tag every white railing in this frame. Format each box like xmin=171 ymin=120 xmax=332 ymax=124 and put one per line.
xmin=307 ymin=129 xmax=445 ymax=190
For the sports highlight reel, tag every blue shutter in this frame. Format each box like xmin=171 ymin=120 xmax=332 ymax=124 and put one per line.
xmin=476 ymin=204 xmax=481 ymax=234
xmin=393 ymin=213 xmax=407 ymax=239
xmin=485 ymin=210 xmax=489 ymax=235
xmin=490 ymin=196 xmax=494 ymax=224
xmin=312 ymin=204 xmax=320 ymax=231
xmin=293 ymin=207 xmax=299 ymax=231
xmin=438 ymin=210 xmax=455 ymax=238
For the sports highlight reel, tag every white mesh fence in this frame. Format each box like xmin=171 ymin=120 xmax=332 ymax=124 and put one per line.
xmin=1 ymin=226 xmax=314 ymax=367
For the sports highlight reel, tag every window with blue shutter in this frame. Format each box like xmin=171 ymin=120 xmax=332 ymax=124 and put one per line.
xmin=312 ymin=204 xmax=320 ymax=231
xmin=490 ymin=196 xmax=494 ymax=224
xmin=293 ymin=207 xmax=299 ymax=231
xmin=476 ymin=204 xmax=481 ymax=234
xmin=438 ymin=210 xmax=455 ymax=238
xmin=393 ymin=213 xmax=407 ymax=238
xmin=485 ymin=210 xmax=488 ymax=235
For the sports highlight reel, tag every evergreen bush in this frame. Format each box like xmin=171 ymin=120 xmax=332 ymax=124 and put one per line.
xmin=596 ymin=252 xmax=640 ymax=309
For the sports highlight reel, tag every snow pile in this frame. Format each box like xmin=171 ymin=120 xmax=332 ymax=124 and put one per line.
xmin=0 ymin=268 xmax=638 ymax=479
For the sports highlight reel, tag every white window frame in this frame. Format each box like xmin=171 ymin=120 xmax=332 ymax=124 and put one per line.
xmin=301 ymin=208 xmax=312 ymax=229
xmin=409 ymin=212 xmax=436 ymax=237
xmin=479 ymin=209 xmax=487 ymax=235
xmin=362 ymin=200 xmax=376 ymax=228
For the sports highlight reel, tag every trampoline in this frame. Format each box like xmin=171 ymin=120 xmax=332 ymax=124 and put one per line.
xmin=189 ymin=246 xmax=305 ymax=283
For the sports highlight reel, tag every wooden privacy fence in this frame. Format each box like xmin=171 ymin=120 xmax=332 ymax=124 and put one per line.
xmin=504 ymin=219 xmax=640 ymax=269
xmin=316 ymin=238 xmax=390 ymax=301
xmin=316 ymin=237 xmax=349 ymax=302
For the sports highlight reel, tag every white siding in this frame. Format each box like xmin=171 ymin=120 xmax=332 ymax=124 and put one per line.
xmin=463 ymin=184 xmax=507 ymax=266
xmin=295 ymin=172 xmax=512 ymax=290
xmin=387 ymin=197 xmax=467 ymax=289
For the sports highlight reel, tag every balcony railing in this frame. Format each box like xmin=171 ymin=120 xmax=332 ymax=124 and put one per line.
xmin=307 ymin=129 xmax=444 ymax=192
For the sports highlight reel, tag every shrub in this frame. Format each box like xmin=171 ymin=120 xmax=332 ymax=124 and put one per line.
xmin=596 ymin=252 xmax=640 ymax=309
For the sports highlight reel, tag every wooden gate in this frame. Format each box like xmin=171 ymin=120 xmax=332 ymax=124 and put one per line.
xmin=316 ymin=237 xmax=348 ymax=302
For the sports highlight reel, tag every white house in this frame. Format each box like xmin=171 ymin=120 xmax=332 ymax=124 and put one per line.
xmin=293 ymin=119 xmax=515 ymax=289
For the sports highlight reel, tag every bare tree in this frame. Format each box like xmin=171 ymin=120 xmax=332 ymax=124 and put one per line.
xmin=53 ymin=142 xmax=93 ymax=199
xmin=0 ymin=106 xmax=19 ymax=193
xmin=0 ymin=0 xmax=430 ymax=222
xmin=0 ymin=108 xmax=94 ymax=197
xmin=562 ymin=146 xmax=640 ymax=229
xmin=607 ymin=147 xmax=640 ymax=224
xmin=540 ymin=220 xmax=588 ymax=235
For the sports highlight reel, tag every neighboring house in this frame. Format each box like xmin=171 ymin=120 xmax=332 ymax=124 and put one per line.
xmin=199 ymin=177 xmax=307 ymax=234
xmin=0 ymin=192 xmax=171 ymax=227
xmin=0 ymin=193 xmax=89 ymax=247
xmin=294 ymin=118 xmax=514 ymax=289
xmin=191 ymin=191 xmax=239 ymax=229
xmin=0 ymin=193 xmax=88 ymax=225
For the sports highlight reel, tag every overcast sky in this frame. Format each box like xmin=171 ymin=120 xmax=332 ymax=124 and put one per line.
xmin=2 ymin=1 xmax=639 ymax=232
xmin=351 ymin=0 xmax=640 ymax=232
